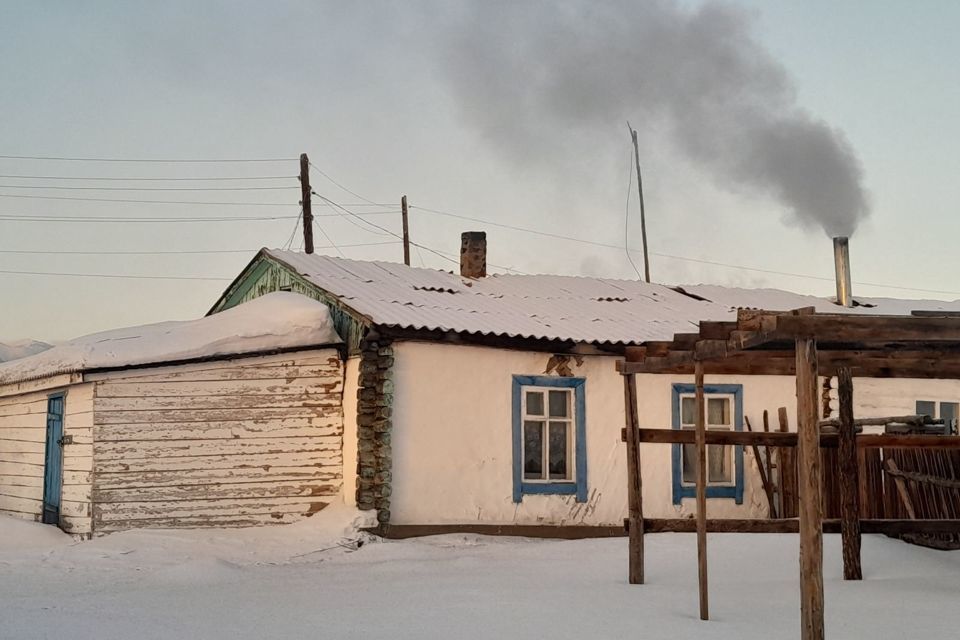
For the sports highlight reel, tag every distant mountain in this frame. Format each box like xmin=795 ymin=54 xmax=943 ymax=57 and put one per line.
xmin=0 ymin=340 xmax=52 ymax=363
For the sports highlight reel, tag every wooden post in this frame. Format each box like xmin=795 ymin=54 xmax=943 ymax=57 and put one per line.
xmin=628 ymin=124 xmax=651 ymax=283
xmin=796 ymin=338 xmax=824 ymax=640
xmin=623 ymin=373 xmax=644 ymax=584
xmin=401 ymin=195 xmax=411 ymax=266
xmin=695 ymin=361 xmax=709 ymax=621
xmin=299 ymin=153 xmax=314 ymax=254
xmin=837 ymin=367 xmax=862 ymax=580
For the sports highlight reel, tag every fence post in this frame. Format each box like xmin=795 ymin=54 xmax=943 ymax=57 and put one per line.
xmin=838 ymin=367 xmax=862 ymax=580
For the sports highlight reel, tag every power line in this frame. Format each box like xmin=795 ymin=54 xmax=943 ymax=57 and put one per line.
xmin=408 ymin=205 xmax=960 ymax=296
xmin=0 ymin=268 xmax=233 ymax=281
xmin=623 ymin=149 xmax=643 ymax=280
xmin=0 ymin=193 xmax=294 ymax=206
xmin=0 ymin=174 xmax=294 ymax=181
xmin=0 ymin=155 xmax=295 ymax=163
xmin=0 ymin=214 xmax=298 ymax=223
xmin=0 ymin=242 xmax=402 ymax=255
xmin=308 ymin=162 xmax=382 ymax=205
xmin=0 ymin=184 xmax=296 ymax=191
xmin=312 ymin=219 xmax=345 ymax=258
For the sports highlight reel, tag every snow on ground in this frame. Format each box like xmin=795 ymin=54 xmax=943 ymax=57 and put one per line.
xmin=2 ymin=513 xmax=959 ymax=640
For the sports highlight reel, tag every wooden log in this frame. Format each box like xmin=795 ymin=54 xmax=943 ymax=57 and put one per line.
xmin=622 ymin=373 xmax=644 ymax=585
xmin=796 ymin=337 xmax=824 ymax=640
xmin=695 ymin=362 xmax=708 ymax=621
xmin=745 ymin=415 xmax=777 ymax=518
xmin=779 ymin=407 xmax=797 ymax=519
xmin=820 ymin=414 xmax=940 ymax=429
xmin=837 ymin=367 xmax=862 ymax=580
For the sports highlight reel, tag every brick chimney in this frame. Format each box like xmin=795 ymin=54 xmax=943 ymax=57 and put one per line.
xmin=460 ymin=231 xmax=487 ymax=278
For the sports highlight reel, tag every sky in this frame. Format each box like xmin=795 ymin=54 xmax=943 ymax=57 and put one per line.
xmin=1 ymin=1 xmax=959 ymax=341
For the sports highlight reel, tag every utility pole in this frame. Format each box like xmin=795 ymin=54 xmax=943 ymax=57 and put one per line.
xmin=401 ymin=195 xmax=410 ymax=266
xmin=628 ymin=124 xmax=651 ymax=283
xmin=299 ymin=153 xmax=314 ymax=254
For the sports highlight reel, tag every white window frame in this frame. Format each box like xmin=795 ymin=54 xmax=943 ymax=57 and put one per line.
xmin=520 ymin=385 xmax=576 ymax=484
xmin=678 ymin=392 xmax=736 ymax=488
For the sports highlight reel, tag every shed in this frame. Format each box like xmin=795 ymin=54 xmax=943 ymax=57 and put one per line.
xmin=0 ymin=292 xmax=344 ymax=536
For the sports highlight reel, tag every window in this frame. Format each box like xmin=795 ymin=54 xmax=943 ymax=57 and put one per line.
xmin=916 ymin=400 xmax=958 ymax=431
xmin=671 ymin=383 xmax=744 ymax=504
xmin=512 ymin=376 xmax=586 ymax=502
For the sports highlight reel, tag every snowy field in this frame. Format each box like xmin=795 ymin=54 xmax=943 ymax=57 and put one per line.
xmin=2 ymin=510 xmax=959 ymax=640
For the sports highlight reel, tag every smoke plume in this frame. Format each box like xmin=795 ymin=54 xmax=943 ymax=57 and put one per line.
xmin=440 ymin=0 xmax=869 ymax=237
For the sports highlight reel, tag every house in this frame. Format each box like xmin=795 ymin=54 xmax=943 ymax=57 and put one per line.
xmin=0 ymin=292 xmax=344 ymax=536
xmin=209 ymin=236 xmax=960 ymax=534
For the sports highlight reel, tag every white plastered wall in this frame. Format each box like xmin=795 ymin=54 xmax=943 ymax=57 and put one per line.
xmin=389 ymin=341 xmax=801 ymax=526
xmin=341 ymin=356 xmax=360 ymax=506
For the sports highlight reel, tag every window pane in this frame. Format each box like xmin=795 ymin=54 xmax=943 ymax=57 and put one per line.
xmin=524 ymin=421 xmax=544 ymax=479
xmin=682 ymin=443 xmax=696 ymax=484
xmin=548 ymin=422 xmax=569 ymax=479
xmin=708 ymin=445 xmax=731 ymax=483
xmin=916 ymin=400 xmax=936 ymax=418
xmin=526 ymin=391 xmax=544 ymax=416
xmin=941 ymin=402 xmax=958 ymax=428
xmin=707 ymin=398 xmax=730 ymax=426
xmin=681 ymin=397 xmax=695 ymax=425
xmin=548 ymin=390 xmax=570 ymax=418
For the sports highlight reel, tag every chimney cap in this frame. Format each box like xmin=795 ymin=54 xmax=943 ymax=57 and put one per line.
xmin=460 ymin=231 xmax=487 ymax=279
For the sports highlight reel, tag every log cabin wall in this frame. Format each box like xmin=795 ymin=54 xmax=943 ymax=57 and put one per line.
xmin=87 ymin=349 xmax=345 ymax=533
xmin=0 ymin=377 xmax=94 ymax=536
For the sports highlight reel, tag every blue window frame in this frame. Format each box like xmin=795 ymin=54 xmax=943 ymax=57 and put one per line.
xmin=512 ymin=375 xmax=587 ymax=503
xmin=671 ymin=383 xmax=744 ymax=505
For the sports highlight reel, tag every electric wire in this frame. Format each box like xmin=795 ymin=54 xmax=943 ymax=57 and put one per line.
xmin=623 ymin=149 xmax=643 ymax=280
xmin=0 ymin=155 xmax=295 ymax=163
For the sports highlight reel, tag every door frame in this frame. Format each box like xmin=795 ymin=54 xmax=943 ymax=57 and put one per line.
xmin=42 ymin=391 xmax=67 ymax=526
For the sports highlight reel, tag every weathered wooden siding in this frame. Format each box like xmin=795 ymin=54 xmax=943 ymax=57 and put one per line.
xmin=0 ymin=380 xmax=94 ymax=536
xmin=211 ymin=256 xmax=368 ymax=354
xmin=89 ymin=350 xmax=344 ymax=533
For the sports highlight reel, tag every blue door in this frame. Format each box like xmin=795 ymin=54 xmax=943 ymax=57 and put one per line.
xmin=42 ymin=394 xmax=65 ymax=525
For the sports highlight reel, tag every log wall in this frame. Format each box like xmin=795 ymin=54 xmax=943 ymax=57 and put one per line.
xmin=89 ymin=350 xmax=344 ymax=533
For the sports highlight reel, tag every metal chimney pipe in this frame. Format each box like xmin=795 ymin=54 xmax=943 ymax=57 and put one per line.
xmin=833 ymin=236 xmax=852 ymax=307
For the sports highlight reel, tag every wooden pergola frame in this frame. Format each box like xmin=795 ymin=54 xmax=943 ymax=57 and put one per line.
xmin=618 ymin=307 xmax=960 ymax=640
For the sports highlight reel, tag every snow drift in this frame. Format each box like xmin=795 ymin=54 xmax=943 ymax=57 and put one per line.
xmin=0 ymin=292 xmax=341 ymax=385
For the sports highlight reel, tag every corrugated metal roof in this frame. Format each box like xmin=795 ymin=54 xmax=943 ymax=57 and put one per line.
xmin=264 ymin=250 xmax=960 ymax=346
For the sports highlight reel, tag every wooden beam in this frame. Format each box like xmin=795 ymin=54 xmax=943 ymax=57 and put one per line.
xmin=641 ymin=518 xmax=960 ymax=534
xmin=777 ymin=313 xmax=960 ymax=343
xmin=695 ymin=361 xmax=709 ymax=621
xmin=837 ymin=367 xmax=862 ymax=580
xmin=796 ymin=337 xmax=824 ymax=640
xmin=623 ymin=373 xmax=644 ymax=584
xmin=633 ymin=428 xmax=960 ymax=449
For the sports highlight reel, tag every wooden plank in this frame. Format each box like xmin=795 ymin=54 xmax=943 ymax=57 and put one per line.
xmin=95 ymin=451 xmax=340 ymax=473
xmin=837 ymin=367 xmax=862 ymax=580
xmin=94 ymin=496 xmax=331 ymax=520
xmin=796 ymin=337 xmax=824 ymax=640
xmin=95 ymin=510 xmax=325 ymax=532
xmin=94 ymin=406 xmax=341 ymax=425
xmin=778 ymin=314 xmax=960 ymax=343
xmin=93 ymin=417 xmax=341 ymax=442
xmin=94 ymin=377 xmax=342 ymax=398
xmin=93 ymin=480 xmax=340 ymax=503
xmin=744 ymin=416 xmax=776 ymax=518
xmin=695 ymin=362 xmax=708 ymax=621
xmin=623 ymin=373 xmax=644 ymax=584
xmin=93 ymin=467 xmax=341 ymax=490
xmin=93 ymin=436 xmax=340 ymax=461
xmin=95 ymin=392 xmax=342 ymax=412
xmin=88 ymin=357 xmax=340 ymax=384
xmin=885 ymin=458 xmax=918 ymax=519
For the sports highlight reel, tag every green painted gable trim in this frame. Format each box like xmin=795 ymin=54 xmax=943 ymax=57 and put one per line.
xmin=209 ymin=251 xmax=371 ymax=355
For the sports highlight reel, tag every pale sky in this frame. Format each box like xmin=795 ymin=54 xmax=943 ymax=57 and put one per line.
xmin=2 ymin=1 xmax=959 ymax=341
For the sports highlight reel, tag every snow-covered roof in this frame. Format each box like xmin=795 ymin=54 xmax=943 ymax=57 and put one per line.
xmin=0 ymin=339 xmax=51 ymax=363
xmin=0 ymin=292 xmax=341 ymax=385
xmin=261 ymin=250 xmax=960 ymax=347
